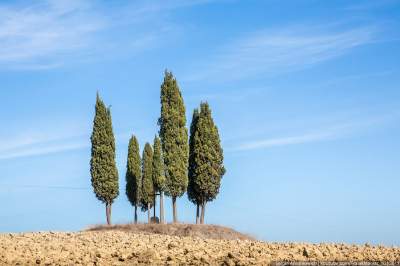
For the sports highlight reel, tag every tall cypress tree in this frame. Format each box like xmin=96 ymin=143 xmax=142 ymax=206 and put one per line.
xmin=141 ymin=142 xmax=154 ymax=223
xmin=158 ymin=70 xmax=189 ymax=223
xmin=152 ymin=135 xmax=166 ymax=224
xmin=125 ymin=135 xmax=141 ymax=224
xmin=90 ymin=93 xmax=119 ymax=225
xmin=188 ymin=108 xmax=202 ymax=224
xmin=192 ymin=102 xmax=225 ymax=224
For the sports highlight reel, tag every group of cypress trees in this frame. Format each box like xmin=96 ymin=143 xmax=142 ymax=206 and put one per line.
xmin=90 ymin=71 xmax=225 ymax=225
xmin=125 ymin=135 xmax=165 ymax=224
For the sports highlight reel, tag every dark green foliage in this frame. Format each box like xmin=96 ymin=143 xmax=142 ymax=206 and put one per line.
xmin=158 ymin=70 xmax=189 ymax=199
xmin=141 ymin=142 xmax=154 ymax=211
xmin=90 ymin=93 xmax=119 ymax=205
xmin=152 ymin=136 xmax=166 ymax=193
xmin=191 ymin=102 xmax=225 ymax=203
xmin=188 ymin=108 xmax=201 ymax=205
xmin=125 ymin=135 xmax=141 ymax=207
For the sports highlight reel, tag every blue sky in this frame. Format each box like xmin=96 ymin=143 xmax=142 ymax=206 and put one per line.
xmin=0 ymin=0 xmax=399 ymax=245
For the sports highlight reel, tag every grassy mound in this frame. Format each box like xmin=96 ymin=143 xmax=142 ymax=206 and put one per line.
xmin=86 ymin=223 xmax=254 ymax=241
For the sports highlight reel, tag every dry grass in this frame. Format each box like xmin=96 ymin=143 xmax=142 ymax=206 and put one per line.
xmin=86 ymin=223 xmax=255 ymax=241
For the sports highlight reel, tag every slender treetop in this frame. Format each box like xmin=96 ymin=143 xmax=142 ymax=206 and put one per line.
xmin=152 ymin=135 xmax=166 ymax=193
xmin=191 ymin=102 xmax=225 ymax=203
xmin=125 ymin=135 xmax=141 ymax=207
xmin=90 ymin=93 xmax=119 ymax=204
xmin=141 ymin=142 xmax=154 ymax=210
xmin=188 ymin=108 xmax=201 ymax=204
xmin=158 ymin=70 xmax=189 ymax=198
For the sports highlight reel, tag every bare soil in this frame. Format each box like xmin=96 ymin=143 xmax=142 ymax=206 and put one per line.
xmin=0 ymin=224 xmax=399 ymax=265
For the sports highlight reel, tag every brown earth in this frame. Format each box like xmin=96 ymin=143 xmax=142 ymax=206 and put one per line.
xmin=0 ymin=224 xmax=399 ymax=265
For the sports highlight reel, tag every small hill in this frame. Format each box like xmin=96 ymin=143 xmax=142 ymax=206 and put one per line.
xmin=86 ymin=223 xmax=254 ymax=241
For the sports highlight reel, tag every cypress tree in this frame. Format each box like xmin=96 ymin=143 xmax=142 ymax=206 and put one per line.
xmin=158 ymin=70 xmax=189 ymax=223
xmin=192 ymin=102 xmax=225 ymax=224
xmin=141 ymin=142 xmax=154 ymax=223
xmin=152 ymin=136 xmax=166 ymax=224
xmin=125 ymin=135 xmax=141 ymax=224
xmin=188 ymin=108 xmax=202 ymax=224
xmin=90 ymin=93 xmax=119 ymax=225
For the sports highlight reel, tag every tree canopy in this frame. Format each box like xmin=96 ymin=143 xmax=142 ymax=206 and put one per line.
xmin=90 ymin=93 xmax=119 ymax=205
xmin=141 ymin=142 xmax=154 ymax=211
xmin=158 ymin=70 xmax=189 ymax=222
xmin=152 ymin=136 xmax=166 ymax=193
xmin=90 ymin=93 xmax=119 ymax=225
xmin=159 ymin=70 xmax=189 ymax=199
xmin=191 ymin=102 xmax=225 ymax=204
xmin=125 ymin=135 xmax=141 ymax=208
xmin=188 ymin=108 xmax=201 ymax=205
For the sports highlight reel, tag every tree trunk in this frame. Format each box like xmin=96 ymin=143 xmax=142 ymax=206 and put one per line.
xmin=160 ymin=191 xmax=165 ymax=224
xmin=134 ymin=205 xmax=138 ymax=224
xmin=148 ymin=203 xmax=151 ymax=223
xmin=106 ymin=202 xmax=112 ymax=225
xmin=196 ymin=203 xmax=200 ymax=224
xmin=153 ymin=193 xmax=156 ymax=221
xmin=172 ymin=197 xmax=178 ymax=223
xmin=200 ymin=201 xmax=206 ymax=224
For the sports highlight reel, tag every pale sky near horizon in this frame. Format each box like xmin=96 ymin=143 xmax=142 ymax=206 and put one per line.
xmin=0 ymin=0 xmax=399 ymax=245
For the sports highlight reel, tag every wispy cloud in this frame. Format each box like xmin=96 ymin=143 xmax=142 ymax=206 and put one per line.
xmin=0 ymin=141 xmax=88 ymax=161
xmin=0 ymin=184 xmax=89 ymax=190
xmin=185 ymin=25 xmax=376 ymax=82
xmin=0 ymin=118 xmax=90 ymax=160
xmin=0 ymin=132 xmax=89 ymax=160
xmin=0 ymin=0 xmax=104 ymax=69
xmin=234 ymin=132 xmax=337 ymax=151
xmin=230 ymin=112 xmax=400 ymax=152
xmin=0 ymin=128 xmax=135 ymax=161
xmin=0 ymin=0 xmax=215 ymax=70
